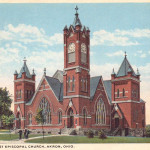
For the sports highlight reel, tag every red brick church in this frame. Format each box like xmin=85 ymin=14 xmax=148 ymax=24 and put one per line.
xmin=14 ymin=7 xmax=145 ymax=136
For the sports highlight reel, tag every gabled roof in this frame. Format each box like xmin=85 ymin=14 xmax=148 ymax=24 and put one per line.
xmin=90 ymin=76 xmax=102 ymax=99
xmin=45 ymin=76 xmax=63 ymax=101
xmin=103 ymin=80 xmax=112 ymax=103
xmin=17 ymin=61 xmax=32 ymax=78
xmin=116 ymin=56 xmax=136 ymax=77
xmin=53 ymin=70 xmax=63 ymax=83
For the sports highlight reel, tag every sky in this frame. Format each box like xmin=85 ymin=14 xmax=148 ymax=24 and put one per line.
xmin=0 ymin=3 xmax=150 ymax=124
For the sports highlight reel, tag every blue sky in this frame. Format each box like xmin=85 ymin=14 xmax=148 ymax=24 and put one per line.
xmin=0 ymin=3 xmax=150 ymax=123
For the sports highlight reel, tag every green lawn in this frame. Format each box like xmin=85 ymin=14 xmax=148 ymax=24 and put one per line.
xmin=26 ymin=136 xmax=150 ymax=143
xmin=0 ymin=134 xmax=46 ymax=141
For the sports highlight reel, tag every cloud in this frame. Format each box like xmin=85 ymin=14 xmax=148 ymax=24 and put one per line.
xmin=105 ymin=50 xmax=124 ymax=57
xmin=140 ymin=54 xmax=146 ymax=58
xmin=91 ymin=28 xmax=150 ymax=46
xmin=91 ymin=29 xmax=139 ymax=46
xmin=1 ymin=24 xmax=63 ymax=46
xmin=115 ymin=29 xmax=150 ymax=38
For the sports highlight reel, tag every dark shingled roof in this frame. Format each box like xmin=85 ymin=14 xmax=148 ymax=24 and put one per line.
xmin=117 ymin=56 xmax=136 ymax=77
xmin=17 ymin=62 xmax=32 ymax=78
xmin=45 ymin=76 xmax=63 ymax=101
xmin=103 ymin=80 xmax=112 ymax=103
xmin=90 ymin=76 xmax=102 ymax=99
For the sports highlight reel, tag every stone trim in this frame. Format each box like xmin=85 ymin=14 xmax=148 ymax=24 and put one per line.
xmin=63 ymin=95 xmax=90 ymax=99
xmin=14 ymin=79 xmax=35 ymax=83
xmin=112 ymin=100 xmax=141 ymax=104
xmin=112 ymin=77 xmax=140 ymax=83
xmin=14 ymin=101 xmax=25 ymax=104
xmin=64 ymin=66 xmax=90 ymax=72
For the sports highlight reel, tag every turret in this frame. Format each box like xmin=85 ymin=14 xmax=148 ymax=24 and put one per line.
xmin=14 ymin=58 xmax=36 ymax=129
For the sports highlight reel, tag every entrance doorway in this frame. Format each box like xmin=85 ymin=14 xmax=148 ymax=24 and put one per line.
xmin=67 ymin=108 xmax=74 ymax=128
xmin=16 ymin=112 xmax=21 ymax=129
xmin=125 ymin=128 xmax=129 ymax=136
xmin=115 ymin=118 xmax=119 ymax=128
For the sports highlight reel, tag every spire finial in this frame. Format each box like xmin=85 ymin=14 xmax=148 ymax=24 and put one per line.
xmin=23 ymin=57 xmax=27 ymax=63
xmin=44 ymin=68 xmax=46 ymax=76
xmin=137 ymin=68 xmax=140 ymax=76
xmin=125 ymin=51 xmax=127 ymax=57
xmin=75 ymin=5 xmax=78 ymax=14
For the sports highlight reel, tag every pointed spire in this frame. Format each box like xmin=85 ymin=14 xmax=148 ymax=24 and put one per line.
xmin=136 ymin=68 xmax=140 ymax=76
xmin=111 ymin=68 xmax=115 ymax=75
xmin=23 ymin=57 xmax=27 ymax=64
xmin=32 ymin=68 xmax=36 ymax=76
xmin=117 ymin=54 xmax=136 ymax=77
xmin=125 ymin=51 xmax=127 ymax=58
xmin=73 ymin=6 xmax=82 ymax=27
xmin=44 ymin=68 xmax=46 ymax=76
xmin=14 ymin=70 xmax=18 ymax=75
xmin=64 ymin=25 xmax=68 ymax=30
xmin=17 ymin=57 xmax=32 ymax=78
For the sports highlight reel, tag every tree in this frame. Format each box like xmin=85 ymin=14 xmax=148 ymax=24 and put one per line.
xmin=0 ymin=87 xmax=13 ymax=128
xmin=35 ymin=108 xmax=45 ymax=139
xmin=1 ymin=114 xmax=15 ymax=139
xmin=145 ymin=125 xmax=150 ymax=137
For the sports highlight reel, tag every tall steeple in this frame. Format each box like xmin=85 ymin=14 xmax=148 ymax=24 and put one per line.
xmin=73 ymin=6 xmax=82 ymax=27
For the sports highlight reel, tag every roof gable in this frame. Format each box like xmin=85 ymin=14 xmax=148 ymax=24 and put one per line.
xmin=17 ymin=62 xmax=32 ymax=78
xmin=117 ymin=56 xmax=136 ymax=77
xmin=103 ymin=80 xmax=112 ymax=103
xmin=90 ymin=76 xmax=101 ymax=99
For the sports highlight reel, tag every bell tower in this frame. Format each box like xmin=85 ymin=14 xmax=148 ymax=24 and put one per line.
xmin=63 ymin=6 xmax=91 ymax=128
xmin=63 ymin=6 xmax=90 ymax=98
xmin=14 ymin=58 xmax=36 ymax=129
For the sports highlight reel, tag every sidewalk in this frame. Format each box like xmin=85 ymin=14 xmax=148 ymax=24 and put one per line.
xmin=0 ymin=134 xmax=69 ymax=144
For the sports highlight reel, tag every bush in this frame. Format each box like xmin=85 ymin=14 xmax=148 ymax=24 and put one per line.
xmin=98 ymin=130 xmax=107 ymax=139
xmin=70 ymin=130 xmax=77 ymax=135
xmin=87 ymin=130 xmax=94 ymax=138
xmin=145 ymin=126 xmax=150 ymax=137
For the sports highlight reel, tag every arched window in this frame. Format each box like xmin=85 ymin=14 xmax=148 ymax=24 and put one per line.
xmin=28 ymin=113 xmax=32 ymax=125
xmin=117 ymin=89 xmax=119 ymax=97
xmin=81 ymin=43 xmax=87 ymax=64
xmin=123 ymin=88 xmax=125 ymax=97
xmin=72 ymin=76 xmax=75 ymax=91
xmin=83 ymin=109 xmax=87 ymax=125
xmin=95 ymin=99 xmax=106 ymax=125
xmin=68 ymin=43 xmax=75 ymax=63
xmin=39 ymin=97 xmax=51 ymax=124
xmin=58 ymin=111 xmax=62 ymax=124
xmin=68 ymin=77 xmax=70 ymax=92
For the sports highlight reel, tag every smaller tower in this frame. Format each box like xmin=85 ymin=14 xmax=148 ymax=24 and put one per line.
xmin=14 ymin=58 xmax=36 ymax=129
xmin=111 ymin=52 xmax=141 ymax=130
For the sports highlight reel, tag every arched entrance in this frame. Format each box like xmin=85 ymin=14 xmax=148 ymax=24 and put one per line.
xmin=67 ymin=108 xmax=74 ymax=128
xmin=114 ymin=112 xmax=120 ymax=128
xmin=16 ymin=112 xmax=21 ymax=129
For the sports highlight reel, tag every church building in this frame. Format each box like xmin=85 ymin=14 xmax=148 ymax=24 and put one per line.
xmin=14 ymin=7 xmax=145 ymax=136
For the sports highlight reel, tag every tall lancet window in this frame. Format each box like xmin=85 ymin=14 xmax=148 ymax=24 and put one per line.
xmin=81 ymin=43 xmax=87 ymax=64
xmin=117 ymin=89 xmax=120 ymax=97
xmin=39 ymin=97 xmax=51 ymax=124
xmin=123 ymin=88 xmax=125 ymax=97
xmin=28 ymin=113 xmax=32 ymax=125
xmin=95 ymin=99 xmax=106 ymax=125
xmin=58 ymin=111 xmax=62 ymax=124
xmin=83 ymin=109 xmax=87 ymax=125
xmin=72 ymin=76 xmax=75 ymax=91
xmin=68 ymin=43 xmax=75 ymax=63
xmin=68 ymin=77 xmax=70 ymax=92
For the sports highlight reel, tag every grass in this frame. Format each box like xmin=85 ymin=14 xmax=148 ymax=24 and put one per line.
xmin=0 ymin=134 xmax=47 ymax=141
xmin=25 ymin=136 xmax=150 ymax=143
xmin=0 ymin=129 xmax=9 ymax=133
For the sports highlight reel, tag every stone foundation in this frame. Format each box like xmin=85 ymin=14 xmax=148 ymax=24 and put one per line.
xmin=128 ymin=128 xmax=145 ymax=137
